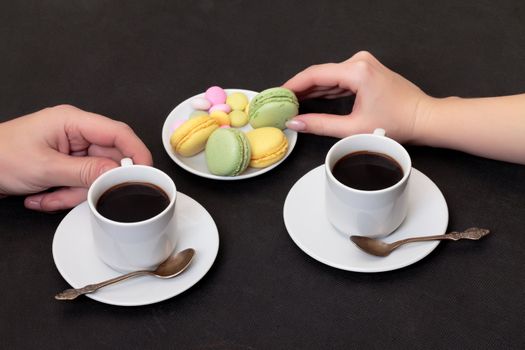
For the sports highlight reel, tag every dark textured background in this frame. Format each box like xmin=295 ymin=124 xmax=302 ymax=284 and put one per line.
xmin=1 ymin=1 xmax=524 ymax=349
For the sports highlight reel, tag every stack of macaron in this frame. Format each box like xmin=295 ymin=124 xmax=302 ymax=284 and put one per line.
xmin=170 ymin=86 xmax=299 ymax=177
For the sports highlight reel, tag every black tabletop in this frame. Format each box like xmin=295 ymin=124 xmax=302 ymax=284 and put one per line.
xmin=1 ymin=1 xmax=525 ymax=349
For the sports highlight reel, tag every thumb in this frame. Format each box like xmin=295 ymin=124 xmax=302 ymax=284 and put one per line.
xmin=285 ymin=113 xmax=359 ymax=138
xmin=47 ymin=154 xmax=120 ymax=188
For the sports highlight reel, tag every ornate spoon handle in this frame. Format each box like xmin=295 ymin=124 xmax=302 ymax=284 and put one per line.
xmin=55 ymin=270 xmax=151 ymax=300
xmin=389 ymin=227 xmax=490 ymax=250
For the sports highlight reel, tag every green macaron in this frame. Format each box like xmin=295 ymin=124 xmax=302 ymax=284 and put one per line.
xmin=248 ymin=87 xmax=299 ymax=129
xmin=205 ymin=128 xmax=251 ymax=176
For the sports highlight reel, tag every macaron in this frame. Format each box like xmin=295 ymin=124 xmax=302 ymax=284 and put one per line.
xmin=248 ymin=87 xmax=299 ymax=129
xmin=245 ymin=127 xmax=288 ymax=168
xmin=205 ymin=128 xmax=251 ymax=176
xmin=170 ymin=115 xmax=219 ymax=157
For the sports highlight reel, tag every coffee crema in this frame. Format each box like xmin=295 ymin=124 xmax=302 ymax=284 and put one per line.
xmin=96 ymin=182 xmax=170 ymax=223
xmin=332 ymin=151 xmax=403 ymax=191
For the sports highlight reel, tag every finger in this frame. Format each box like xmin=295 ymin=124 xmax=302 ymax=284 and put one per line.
xmin=71 ymin=145 xmax=125 ymax=162
xmin=283 ymin=63 xmax=362 ymax=97
xmin=25 ymin=187 xmax=88 ymax=212
xmin=87 ymin=144 xmax=125 ymax=163
xmin=291 ymin=87 xmax=323 ymax=100
xmin=70 ymin=150 xmax=88 ymax=157
xmin=60 ymin=107 xmax=153 ymax=165
xmin=283 ymin=63 xmax=344 ymax=93
xmin=343 ymin=50 xmax=382 ymax=67
xmin=307 ymin=85 xmax=344 ymax=93
xmin=300 ymin=87 xmax=351 ymax=99
xmin=285 ymin=113 xmax=359 ymax=138
xmin=44 ymin=153 xmax=120 ymax=188
xmin=293 ymin=86 xmax=340 ymax=98
xmin=323 ymin=91 xmax=355 ymax=99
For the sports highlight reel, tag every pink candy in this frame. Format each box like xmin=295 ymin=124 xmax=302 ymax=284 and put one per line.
xmin=209 ymin=103 xmax=232 ymax=114
xmin=205 ymin=86 xmax=227 ymax=105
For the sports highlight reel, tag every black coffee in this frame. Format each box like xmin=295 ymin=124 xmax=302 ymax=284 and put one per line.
xmin=96 ymin=182 xmax=170 ymax=223
xmin=332 ymin=151 xmax=403 ymax=191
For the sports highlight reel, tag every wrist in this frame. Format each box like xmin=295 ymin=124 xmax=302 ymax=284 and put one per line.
xmin=411 ymin=96 xmax=459 ymax=147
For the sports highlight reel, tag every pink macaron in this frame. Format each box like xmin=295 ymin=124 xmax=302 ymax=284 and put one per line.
xmin=205 ymin=86 xmax=227 ymax=105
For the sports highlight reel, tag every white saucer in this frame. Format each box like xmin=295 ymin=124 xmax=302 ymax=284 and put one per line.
xmin=161 ymin=89 xmax=298 ymax=180
xmin=283 ymin=166 xmax=448 ymax=273
xmin=52 ymin=192 xmax=219 ymax=306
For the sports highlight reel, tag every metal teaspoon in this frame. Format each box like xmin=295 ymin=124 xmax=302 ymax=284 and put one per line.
xmin=55 ymin=248 xmax=195 ymax=300
xmin=350 ymin=227 xmax=490 ymax=257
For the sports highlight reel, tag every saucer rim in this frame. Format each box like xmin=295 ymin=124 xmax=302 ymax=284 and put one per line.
xmin=161 ymin=88 xmax=298 ymax=181
xmin=283 ymin=165 xmax=449 ymax=273
xmin=52 ymin=192 xmax=219 ymax=306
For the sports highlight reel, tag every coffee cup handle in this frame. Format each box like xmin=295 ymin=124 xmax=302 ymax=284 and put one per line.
xmin=121 ymin=158 xmax=134 ymax=167
xmin=373 ymin=128 xmax=386 ymax=136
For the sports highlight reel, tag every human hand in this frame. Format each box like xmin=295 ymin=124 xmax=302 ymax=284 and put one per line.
xmin=0 ymin=105 xmax=153 ymax=212
xmin=283 ymin=51 xmax=433 ymax=143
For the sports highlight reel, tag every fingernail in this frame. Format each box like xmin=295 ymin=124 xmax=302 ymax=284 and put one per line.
xmin=286 ymin=119 xmax=306 ymax=131
xmin=25 ymin=198 xmax=42 ymax=210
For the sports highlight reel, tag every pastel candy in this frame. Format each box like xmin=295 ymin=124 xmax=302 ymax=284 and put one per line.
xmin=189 ymin=110 xmax=209 ymax=119
xmin=209 ymin=103 xmax=232 ymax=114
xmin=191 ymin=97 xmax=212 ymax=110
xmin=210 ymin=110 xmax=231 ymax=126
xmin=229 ymin=110 xmax=249 ymax=127
xmin=226 ymin=92 xmax=249 ymax=111
xmin=205 ymin=86 xmax=227 ymax=105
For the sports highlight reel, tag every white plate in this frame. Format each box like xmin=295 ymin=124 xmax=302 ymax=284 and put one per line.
xmin=283 ymin=166 xmax=448 ymax=273
xmin=52 ymin=192 xmax=219 ymax=306
xmin=161 ymin=88 xmax=298 ymax=180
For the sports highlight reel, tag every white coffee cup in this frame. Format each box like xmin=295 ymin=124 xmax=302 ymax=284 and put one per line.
xmin=88 ymin=158 xmax=177 ymax=272
xmin=325 ymin=128 xmax=411 ymax=238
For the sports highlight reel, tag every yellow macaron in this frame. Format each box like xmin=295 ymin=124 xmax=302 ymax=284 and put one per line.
xmin=170 ymin=115 xmax=219 ymax=157
xmin=245 ymin=127 xmax=288 ymax=168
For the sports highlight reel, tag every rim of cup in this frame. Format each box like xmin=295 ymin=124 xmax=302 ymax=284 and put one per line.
xmin=325 ymin=132 xmax=412 ymax=194
xmin=87 ymin=164 xmax=177 ymax=226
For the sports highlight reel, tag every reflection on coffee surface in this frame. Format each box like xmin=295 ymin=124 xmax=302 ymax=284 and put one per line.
xmin=332 ymin=151 xmax=403 ymax=191
xmin=96 ymin=182 xmax=170 ymax=222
